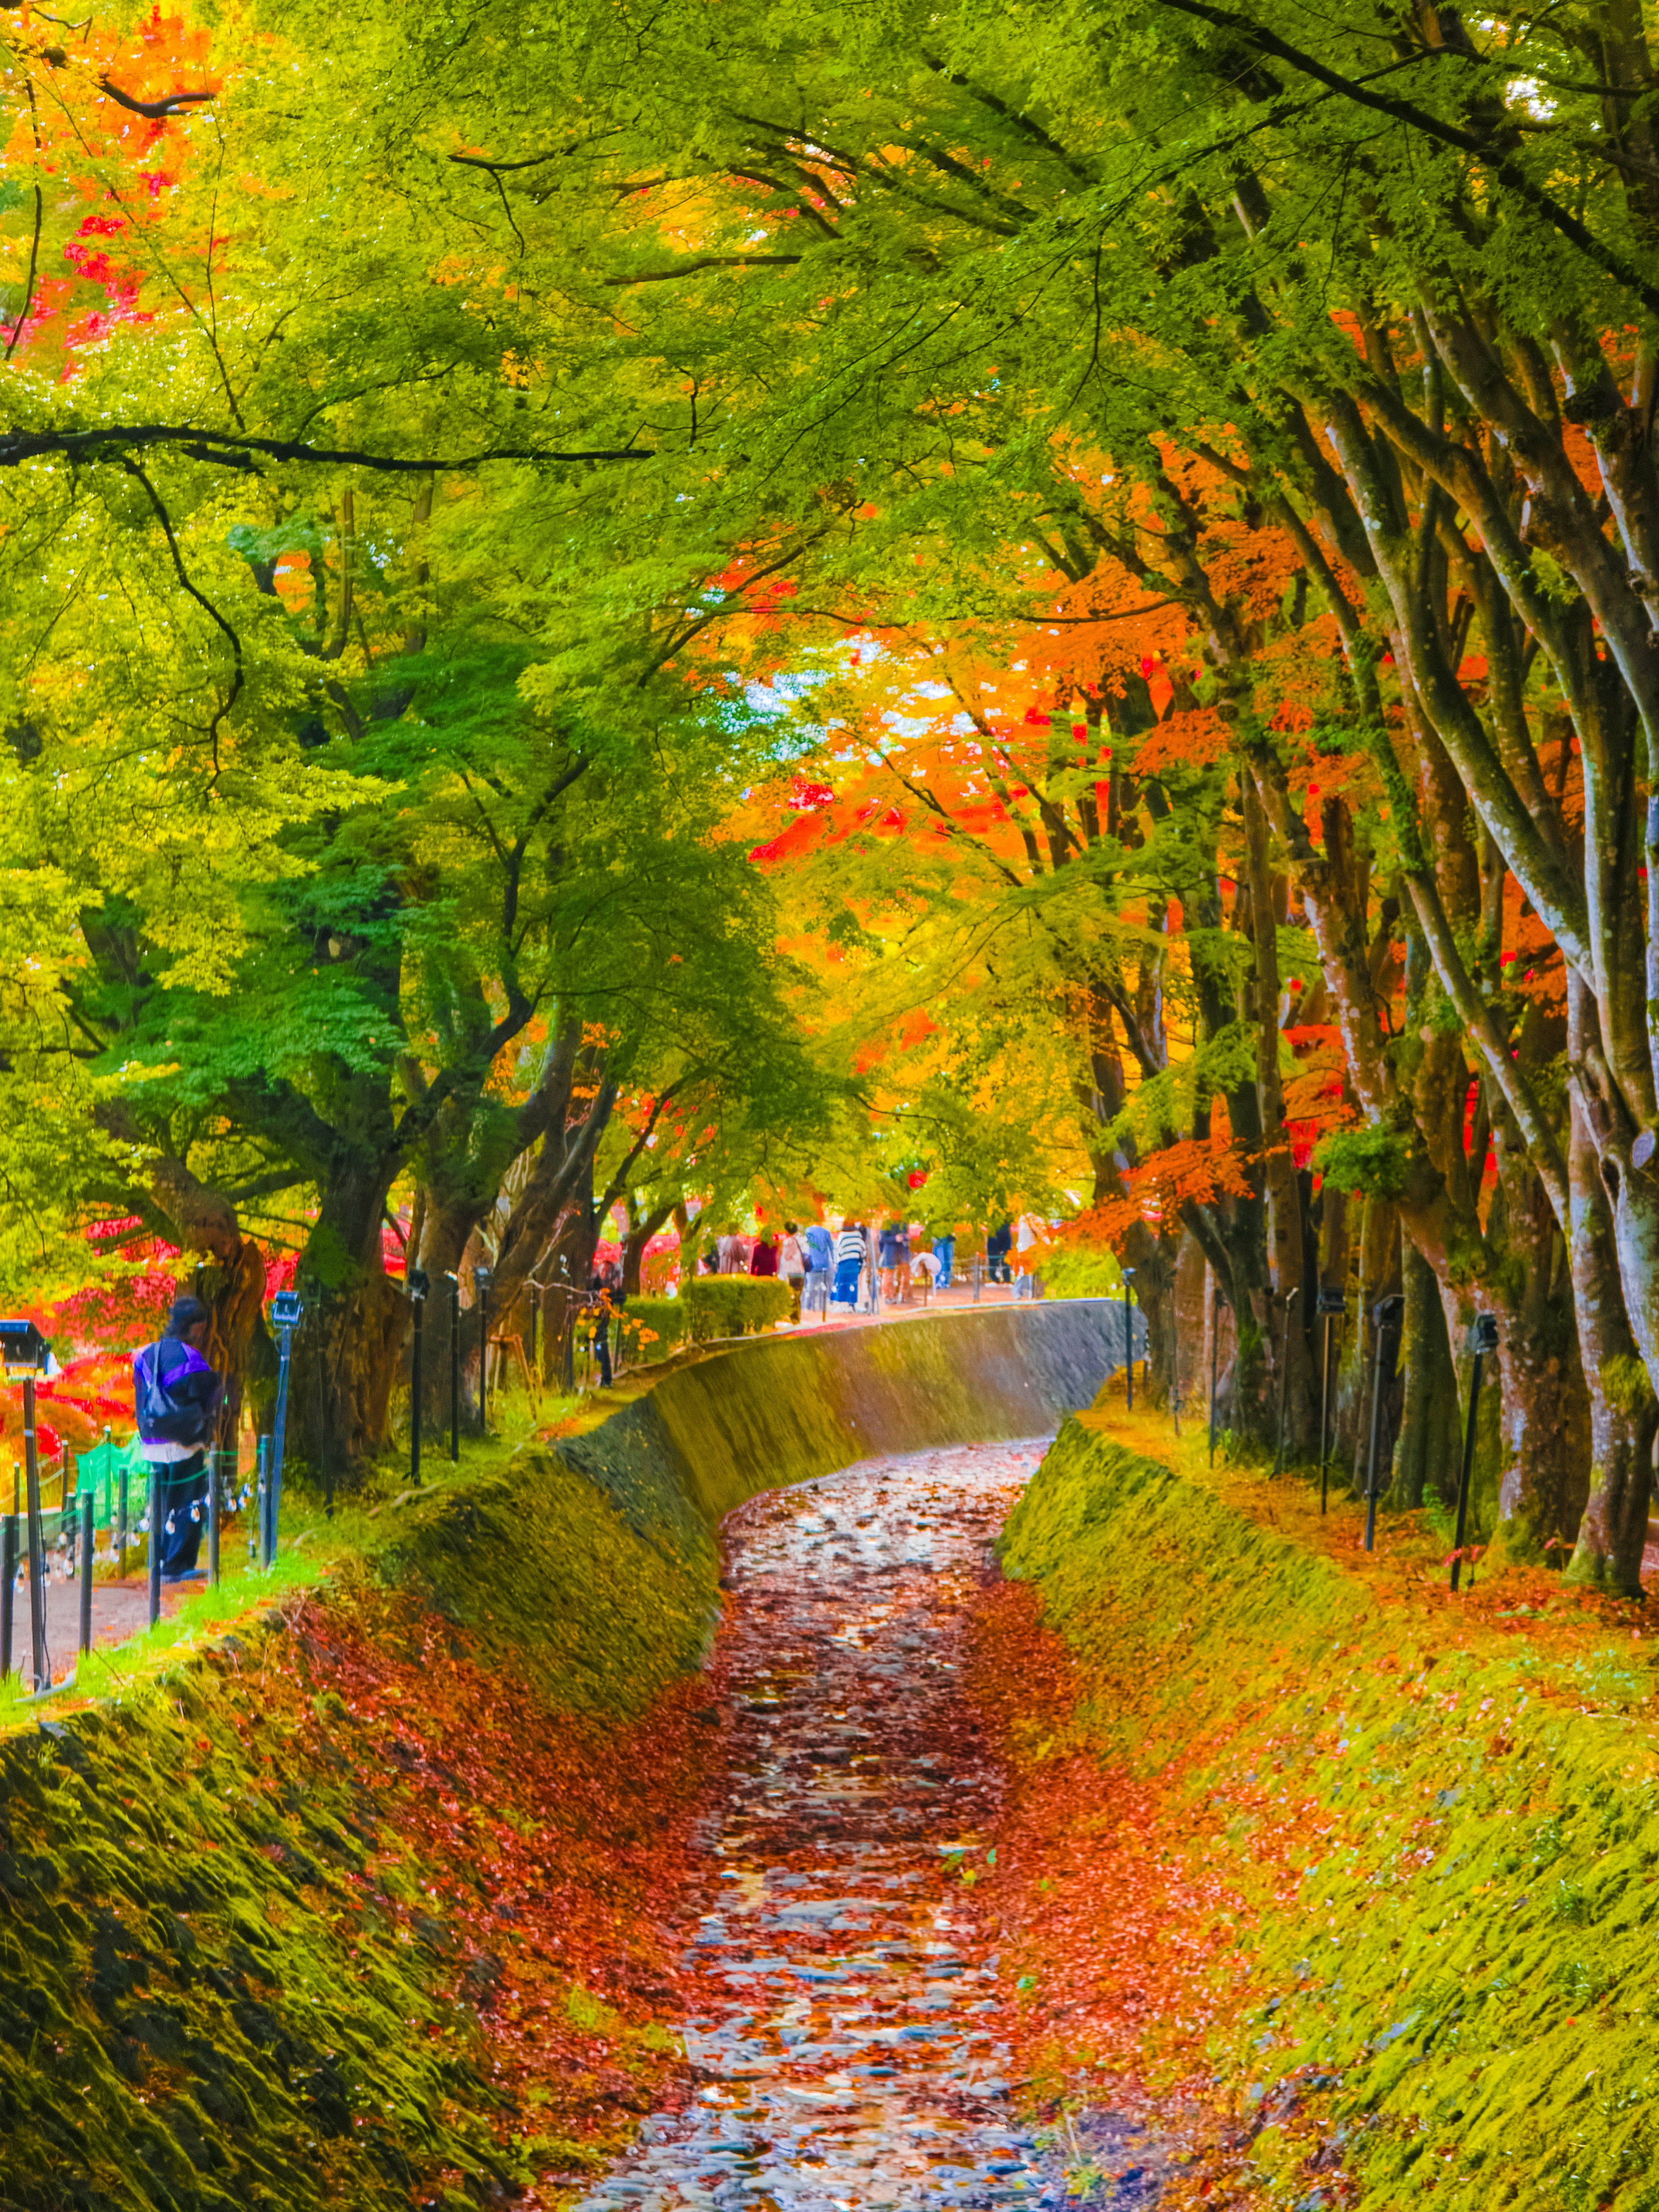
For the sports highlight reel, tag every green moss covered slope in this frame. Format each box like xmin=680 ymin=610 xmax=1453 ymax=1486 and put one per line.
xmin=0 ymin=1446 xmax=719 ymax=2212
xmin=1000 ymin=1422 xmax=1659 ymax=2212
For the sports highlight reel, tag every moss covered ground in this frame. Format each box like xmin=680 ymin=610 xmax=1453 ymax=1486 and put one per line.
xmin=0 ymin=1397 xmax=724 ymax=2212
xmin=986 ymin=1403 xmax=1659 ymax=2211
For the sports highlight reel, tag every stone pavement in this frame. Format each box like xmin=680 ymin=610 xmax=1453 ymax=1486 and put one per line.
xmin=569 ymin=1441 xmax=1163 ymax=2212
xmin=9 ymin=1562 xmax=202 ymax=1691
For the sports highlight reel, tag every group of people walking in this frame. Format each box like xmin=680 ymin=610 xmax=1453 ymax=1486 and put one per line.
xmin=700 ymin=1217 xmax=961 ymax=1316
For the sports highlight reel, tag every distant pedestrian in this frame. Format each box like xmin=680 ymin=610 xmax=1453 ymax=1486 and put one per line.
xmin=750 ymin=1233 xmax=779 ymax=1278
xmin=132 ymin=1297 xmax=223 ymax=1582
xmin=1014 ymin=1212 xmax=1046 ymax=1299
xmin=878 ymin=1219 xmax=912 ymax=1306
xmin=929 ymin=1222 xmax=956 ymax=1289
xmin=833 ymin=1220 xmax=868 ymax=1307
xmin=801 ymin=1220 xmax=833 ymax=1319
xmin=778 ymin=1221 xmax=807 ymax=1320
xmin=986 ymin=1220 xmax=1013 ymax=1284
xmin=589 ymin=1266 xmax=618 ymax=1386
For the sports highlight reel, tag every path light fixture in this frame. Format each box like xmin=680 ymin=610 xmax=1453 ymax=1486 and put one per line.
xmin=1451 ymin=1315 xmax=1499 ymax=1591
xmin=1363 ymin=1294 xmax=1406 ymax=1551
xmin=1316 ymin=1287 xmax=1346 ymax=1514
xmin=407 ymin=1269 xmax=429 ymax=1485
xmin=269 ymin=1290 xmax=303 ymax=1543
xmin=0 ymin=1320 xmax=54 ymax=1692
xmin=1121 ymin=1268 xmax=1136 ymax=1413
xmin=474 ymin=1265 xmax=494 ymax=1435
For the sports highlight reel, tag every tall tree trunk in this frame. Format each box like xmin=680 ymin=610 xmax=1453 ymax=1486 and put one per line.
xmin=291 ymin=1160 xmax=405 ymax=1501
xmin=413 ymin=1198 xmax=482 ymax=1433
xmin=1388 ymin=1240 xmax=1460 ymax=1509
xmin=1565 ymin=983 xmax=1659 ymax=1591
xmin=623 ymin=1198 xmax=676 ymax=1294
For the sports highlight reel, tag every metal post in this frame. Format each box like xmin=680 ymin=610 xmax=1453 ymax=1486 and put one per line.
xmin=1451 ymin=1317 xmax=1498 ymax=1590
xmin=60 ymin=1440 xmax=70 ymax=1515
xmin=1208 ymin=1290 xmax=1224 ymax=1468
xmin=448 ymin=1272 xmax=462 ymax=1461
xmin=1363 ymin=1295 xmax=1405 ymax=1551
xmin=971 ymin=1254 xmax=982 ymax=1305
xmin=0 ymin=1515 xmax=15 ymax=1680
xmin=1122 ymin=1268 xmax=1136 ymax=1413
xmin=78 ymin=1489 xmax=94 ymax=1655
xmin=24 ymin=1376 xmax=49 ymax=1694
xmin=117 ymin=1464 xmax=129 ymax=1580
xmin=147 ymin=1465 xmax=162 ymax=1630
xmin=271 ymin=1323 xmax=295 ymax=1522
xmin=1272 ymin=1286 xmax=1300 ymax=1477
xmin=255 ymin=1435 xmax=271 ymax=1568
xmin=207 ymin=1449 xmax=221 ymax=1589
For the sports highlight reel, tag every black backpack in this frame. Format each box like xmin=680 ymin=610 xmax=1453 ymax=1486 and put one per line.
xmin=137 ymin=1342 xmax=205 ymax=1446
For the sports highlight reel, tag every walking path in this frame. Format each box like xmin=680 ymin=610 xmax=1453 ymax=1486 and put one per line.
xmin=570 ymin=1441 xmax=1160 ymax=2212
xmin=10 ymin=1566 xmax=201 ymax=1690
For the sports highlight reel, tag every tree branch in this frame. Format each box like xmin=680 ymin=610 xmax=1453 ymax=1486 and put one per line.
xmin=0 ymin=426 xmax=654 ymax=474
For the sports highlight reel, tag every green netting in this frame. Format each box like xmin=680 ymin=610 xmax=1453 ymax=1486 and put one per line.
xmin=67 ymin=1433 xmax=151 ymax=1529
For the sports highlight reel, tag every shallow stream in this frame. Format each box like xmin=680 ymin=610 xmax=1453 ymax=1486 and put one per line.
xmin=569 ymin=1440 xmax=1161 ymax=2212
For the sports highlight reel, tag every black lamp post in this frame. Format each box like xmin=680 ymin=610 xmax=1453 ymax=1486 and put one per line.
xmin=1451 ymin=1315 xmax=1498 ymax=1590
xmin=269 ymin=1289 xmax=303 ymax=1534
xmin=0 ymin=1320 xmax=53 ymax=1691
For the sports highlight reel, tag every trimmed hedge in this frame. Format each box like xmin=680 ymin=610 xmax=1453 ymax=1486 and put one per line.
xmin=615 ymin=1295 xmax=690 ymax=1365
xmin=684 ymin=1275 xmax=792 ymax=1342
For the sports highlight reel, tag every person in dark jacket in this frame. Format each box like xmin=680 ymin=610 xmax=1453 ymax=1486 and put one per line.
xmin=133 ymin=1297 xmax=223 ymax=1581
xmin=749 ymin=1233 xmax=779 ymax=1278
xmin=986 ymin=1220 xmax=1014 ymax=1284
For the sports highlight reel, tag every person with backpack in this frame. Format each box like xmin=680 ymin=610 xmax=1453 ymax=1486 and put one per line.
xmin=777 ymin=1221 xmax=807 ymax=1320
xmin=133 ymin=1297 xmax=224 ymax=1582
xmin=801 ymin=1219 xmax=833 ymax=1319
xmin=832 ymin=1220 xmax=868 ymax=1308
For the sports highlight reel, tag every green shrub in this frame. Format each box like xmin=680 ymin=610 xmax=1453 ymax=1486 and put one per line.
xmin=684 ymin=1275 xmax=792 ymax=1341
xmin=1041 ymin=1240 xmax=1123 ymax=1299
xmin=614 ymin=1295 xmax=689 ymax=1365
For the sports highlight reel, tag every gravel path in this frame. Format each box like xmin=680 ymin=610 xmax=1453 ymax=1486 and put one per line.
xmin=569 ymin=1440 xmax=1161 ymax=2211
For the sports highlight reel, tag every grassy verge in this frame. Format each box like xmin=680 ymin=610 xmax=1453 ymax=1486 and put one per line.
xmin=984 ymin=1404 xmax=1659 ymax=2212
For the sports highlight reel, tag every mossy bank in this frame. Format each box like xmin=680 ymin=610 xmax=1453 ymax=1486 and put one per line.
xmin=1000 ymin=1417 xmax=1659 ymax=2211
xmin=0 ymin=1300 xmax=1125 ymax=2211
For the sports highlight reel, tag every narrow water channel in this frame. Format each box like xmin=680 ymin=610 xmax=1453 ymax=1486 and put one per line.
xmin=570 ymin=1440 xmax=1160 ymax=2212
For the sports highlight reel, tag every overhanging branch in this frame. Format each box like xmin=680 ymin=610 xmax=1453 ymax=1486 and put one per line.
xmin=0 ymin=425 xmax=656 ymax=474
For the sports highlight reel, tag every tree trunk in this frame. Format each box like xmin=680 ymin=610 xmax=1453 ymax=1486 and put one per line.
xmin=1121 ymin=1220 xmax=1179 ymax=1407
xmin=1388 ymin=1239 xmax=1460 ymax=1509
xmin=1565 ymin=992 xmax=1659 ymax=1592
xmin=290 ymin=1163 xmax=405 ymax=1501
xmin=623 ymin=1198 xmax=676 ymax=1295
xmin=413 ymin=1198 xmax=481 ymax=1433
